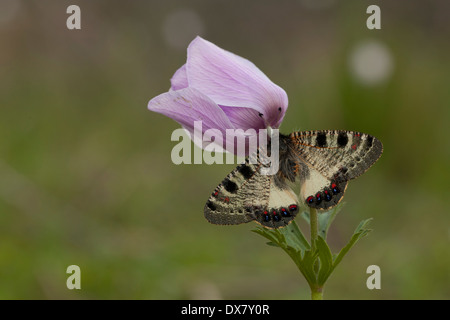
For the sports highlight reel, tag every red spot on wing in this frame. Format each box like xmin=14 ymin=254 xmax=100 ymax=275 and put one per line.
xmin=351 ymin=144 xmax=357 ymax=150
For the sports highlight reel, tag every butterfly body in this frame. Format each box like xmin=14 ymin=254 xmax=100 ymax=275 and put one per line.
xmin=204 ymin=130 xmax=383 ymax=229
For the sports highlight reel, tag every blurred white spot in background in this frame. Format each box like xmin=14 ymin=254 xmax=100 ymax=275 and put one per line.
xmin=0 ymin=0 xmax=21 ymax=26
xmin=162 ymin=9 xmax=205 ymax=50
xmin=349 ymin=40 xmax=394 ymax=86
xmin=300 ymin=0 xmax=336 ymax=10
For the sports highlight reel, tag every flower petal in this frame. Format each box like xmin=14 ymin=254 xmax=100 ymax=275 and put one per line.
xmin=170 ymin=64 xmax=188 ymax=91
xmin=148 ymin=87 xmax=234 ymax=134
xmin=186 ymin=36 xmax=288 ymax=128
xmin=219 ymin=105 xmax=265 ymax=130
xmin=148 ymin=88 xmax=257 ymax=156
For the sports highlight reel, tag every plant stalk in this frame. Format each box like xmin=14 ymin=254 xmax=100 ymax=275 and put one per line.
xmin=309 ymin=207 xmax=322 ymax=299
xmin=311 ymin=285 xmax=323 ymax=300
xmin=310 ymin=207 xmax=318 ymax=251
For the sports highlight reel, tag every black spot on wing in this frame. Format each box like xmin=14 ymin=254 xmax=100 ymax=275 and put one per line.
xmin=206 ymin=200 xmax=216 ymax=211
xmin=222 ymin=178 xmax=238 ymax=193
xmin=366 ymin=135 xmax=374 ymax=149
xmin=237 ymin=164 xmax=254 ymax=180
xmin=316 ymin=132 xmax=327 ymax=147
xmin=337 ymin=132 xmax=348 ymax=147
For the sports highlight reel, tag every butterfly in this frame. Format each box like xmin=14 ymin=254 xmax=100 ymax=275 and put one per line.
xmin=204 ymin=130 xmax=383 ymax=229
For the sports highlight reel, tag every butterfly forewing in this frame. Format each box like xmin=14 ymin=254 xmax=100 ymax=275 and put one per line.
xmin=204 ymin=156 xmax=300 ymax=228
xmin=204 ymin=160 xmax=269 ymax=225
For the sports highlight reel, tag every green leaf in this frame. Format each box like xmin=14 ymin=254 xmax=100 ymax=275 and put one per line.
xmin=252 ymin=227 xmax=281 ymax=247
xmin=252 ymin=221 xmax=310 ymax=253
xmin=316 ymin=236 xmax=334 ymax=285
xmin=332 ymin=218 xmax=373 ymax=269
xmin=265 ymin=241 xmax=280 ymax=247
xmin=300 ymin=210 xmax=310 ymax=224
xmin=318 ymin=202 xmax=344 ymax=240
xmin=289 ymin=247 xmax=318 ymax=287
xmin=279 ymin=221 xmax=311 ymax=252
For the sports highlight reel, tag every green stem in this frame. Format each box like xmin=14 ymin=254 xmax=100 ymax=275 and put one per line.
xmin=309 ymin=207 xmax=322 ymax=299
xmin=311 ymin=285 xmax=323 ymax=300
xmin=310 ymin=207 xmax=318 ymax=251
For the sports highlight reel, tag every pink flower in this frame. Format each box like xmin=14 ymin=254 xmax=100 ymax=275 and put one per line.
xmin=148 ymin=36 xmax=288 ymax=154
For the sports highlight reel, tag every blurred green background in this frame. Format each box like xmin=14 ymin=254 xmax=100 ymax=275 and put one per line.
xmin=0 ymin=0 xmax=449 ymax=299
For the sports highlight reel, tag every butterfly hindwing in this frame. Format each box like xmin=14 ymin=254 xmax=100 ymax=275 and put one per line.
xmin=293 ymin=159 xmax=349 ymax=210
xmin=282 ymin=130 xmax=382 ymax=211
xmin=204 ymin=158 xmax=300 ymax=229
xmin=259 ymin=178 xmax=299 ymax=228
